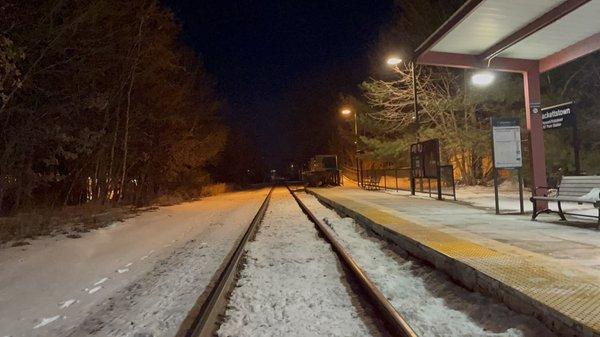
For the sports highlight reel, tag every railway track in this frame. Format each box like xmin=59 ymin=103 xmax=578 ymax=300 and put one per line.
xmin=286 ymin=185 xmax=417 ymax=337
xmin=177 ymin=186 xmax=274 ymax=337
xmin=178 ymin=184 xmax=417 ymax=337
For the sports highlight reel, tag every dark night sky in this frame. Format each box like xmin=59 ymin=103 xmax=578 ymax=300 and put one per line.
xmin=165 ymin=0 xmax=393 ymax=168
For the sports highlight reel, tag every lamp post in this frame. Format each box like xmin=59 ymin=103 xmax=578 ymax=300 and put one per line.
xmin=387 ymin=56 xmax=422 ymax=194
xmin=341 ymin=108 xmax=361 ymax=186
xmin=386 ymin=56 xmax=419 ymax=141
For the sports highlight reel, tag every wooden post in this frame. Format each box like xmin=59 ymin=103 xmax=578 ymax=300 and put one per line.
xmin=384 ymin=170 xmax=387 ymax=190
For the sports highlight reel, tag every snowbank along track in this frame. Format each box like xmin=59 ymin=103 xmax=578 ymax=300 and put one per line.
xmin=286 ymin=185 xmax=417 ymax=337
xmin=179 ymin=184 xmax=418 ymax=337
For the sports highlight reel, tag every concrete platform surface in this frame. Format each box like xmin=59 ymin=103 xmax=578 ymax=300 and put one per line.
xmin=308 ymin=186 xmax=600 ymax=337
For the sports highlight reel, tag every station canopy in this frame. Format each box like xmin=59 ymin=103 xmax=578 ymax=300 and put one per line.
xmin=412 ymin=0 xmax=600 ymax=200
xmin=415 ymin=0 xmax=600 ymax=73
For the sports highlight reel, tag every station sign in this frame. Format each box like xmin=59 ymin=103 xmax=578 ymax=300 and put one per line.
xmin=541 ymin=101 xmax=574 ymax=130
xmin=491 ymin=118 xmax=522 ymax=168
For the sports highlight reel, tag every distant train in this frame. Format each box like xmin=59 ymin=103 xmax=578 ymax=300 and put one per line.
xmin=302 ymin=155 xmax=340 ymax=187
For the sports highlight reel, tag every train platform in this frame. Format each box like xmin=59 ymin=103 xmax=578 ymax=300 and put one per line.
xmin=308 ymin=186 xmax=600 ymax=337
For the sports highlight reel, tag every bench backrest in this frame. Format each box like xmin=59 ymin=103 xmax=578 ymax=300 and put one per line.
xmin=366 ymin=171 xmax=381 ymax=182
xmin=558 ymin=176 xmax=600 ymax=197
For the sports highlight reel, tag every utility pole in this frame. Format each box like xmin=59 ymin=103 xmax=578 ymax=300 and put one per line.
xmin=341 ymin=108 xmax=361 ymax=187
xmin=411 ymin=61 xmax=419 ymax=142
xmin=354 ymin=112 xmax=361 ymax=187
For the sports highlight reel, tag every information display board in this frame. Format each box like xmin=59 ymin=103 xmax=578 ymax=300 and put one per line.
xmin=490 ymin=117 xmax=525 ymax=215
xmin=410 ymin=139 xmax=440 ymax=178
xmin=410 ymin=143 xmax=423 ymax=178
xmin=410 ymin=139 xmax=443 ymax=200
xmin=491 ymin=118 xmax=522 ymax=169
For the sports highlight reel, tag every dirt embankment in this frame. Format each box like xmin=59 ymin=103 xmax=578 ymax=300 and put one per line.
xmin=0 ymin=204 xmax=146 ymax=246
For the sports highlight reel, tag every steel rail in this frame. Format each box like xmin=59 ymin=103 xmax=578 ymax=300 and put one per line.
xmin=180 ymin=186 xmax=274 ymax=337
xmin=286 ymin=185 xmax=418 ymax=337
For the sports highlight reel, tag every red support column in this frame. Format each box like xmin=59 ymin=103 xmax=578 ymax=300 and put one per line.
xmin=523 ymin=70 xmax=548 ymax=209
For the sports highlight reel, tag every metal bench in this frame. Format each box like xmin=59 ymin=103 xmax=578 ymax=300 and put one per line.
xmin=531 ymin=175 xmax=600 ymax=226
xmin=363 ymin=173 xmax=381 ymax=191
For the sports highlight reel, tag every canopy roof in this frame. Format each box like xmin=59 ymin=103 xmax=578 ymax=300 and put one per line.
xmin=415 ymin=0 xmax=600 ymax=73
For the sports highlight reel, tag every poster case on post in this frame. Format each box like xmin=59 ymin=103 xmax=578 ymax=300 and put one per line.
xmin=491 ymin=118 xmax=524 ymax=215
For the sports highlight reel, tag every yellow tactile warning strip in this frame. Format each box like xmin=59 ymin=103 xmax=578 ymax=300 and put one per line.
xmin=309 ymin=188 xmax=600 ymax=337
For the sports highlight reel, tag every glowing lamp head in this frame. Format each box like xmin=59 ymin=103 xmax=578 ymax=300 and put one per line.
xmin=471 ymin=71 xmax=495 ymax=86
xmin=341 ymin=108 xmax=352 ymax=116
xmin=386 ymin=57 xmax=403 ymax=66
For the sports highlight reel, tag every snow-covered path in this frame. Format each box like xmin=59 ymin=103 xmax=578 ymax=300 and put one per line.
xmin=0 ymin=188 xmax=269 ymax=337
xmin=297 ymin=192 xmax=555 ymax=337
xmin=217 ymin=187 xmax=379 ymax=337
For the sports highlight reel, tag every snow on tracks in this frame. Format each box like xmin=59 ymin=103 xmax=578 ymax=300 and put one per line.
xmin=217 ymin=188 xmax=376 ymax=337
xmin=298 ymin=192 xmax=555 ymax=337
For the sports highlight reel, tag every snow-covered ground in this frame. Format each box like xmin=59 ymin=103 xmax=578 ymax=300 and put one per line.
xmin=297 ymin=192 xmax=555 ymax=337
xmin=383 ymin=183 xmax=599 ymax=218
xmin=0 ymin=188 xmax=270 ymax=337
xmin=218 ymin=187 xmax=379 ymax=337
xmin=454 ymin=184 xmax=598 ymax=217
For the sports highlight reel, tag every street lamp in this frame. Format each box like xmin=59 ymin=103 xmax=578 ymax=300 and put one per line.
xmin=340 ymin=108 xmax=361 ymax=186
xmin=386 ymin=55 xmax=419 ymax=141
xmin=340 ymin=108 xmax=358 ymax=136
xmin=387 ymin=55 xmax=421 ymax=195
